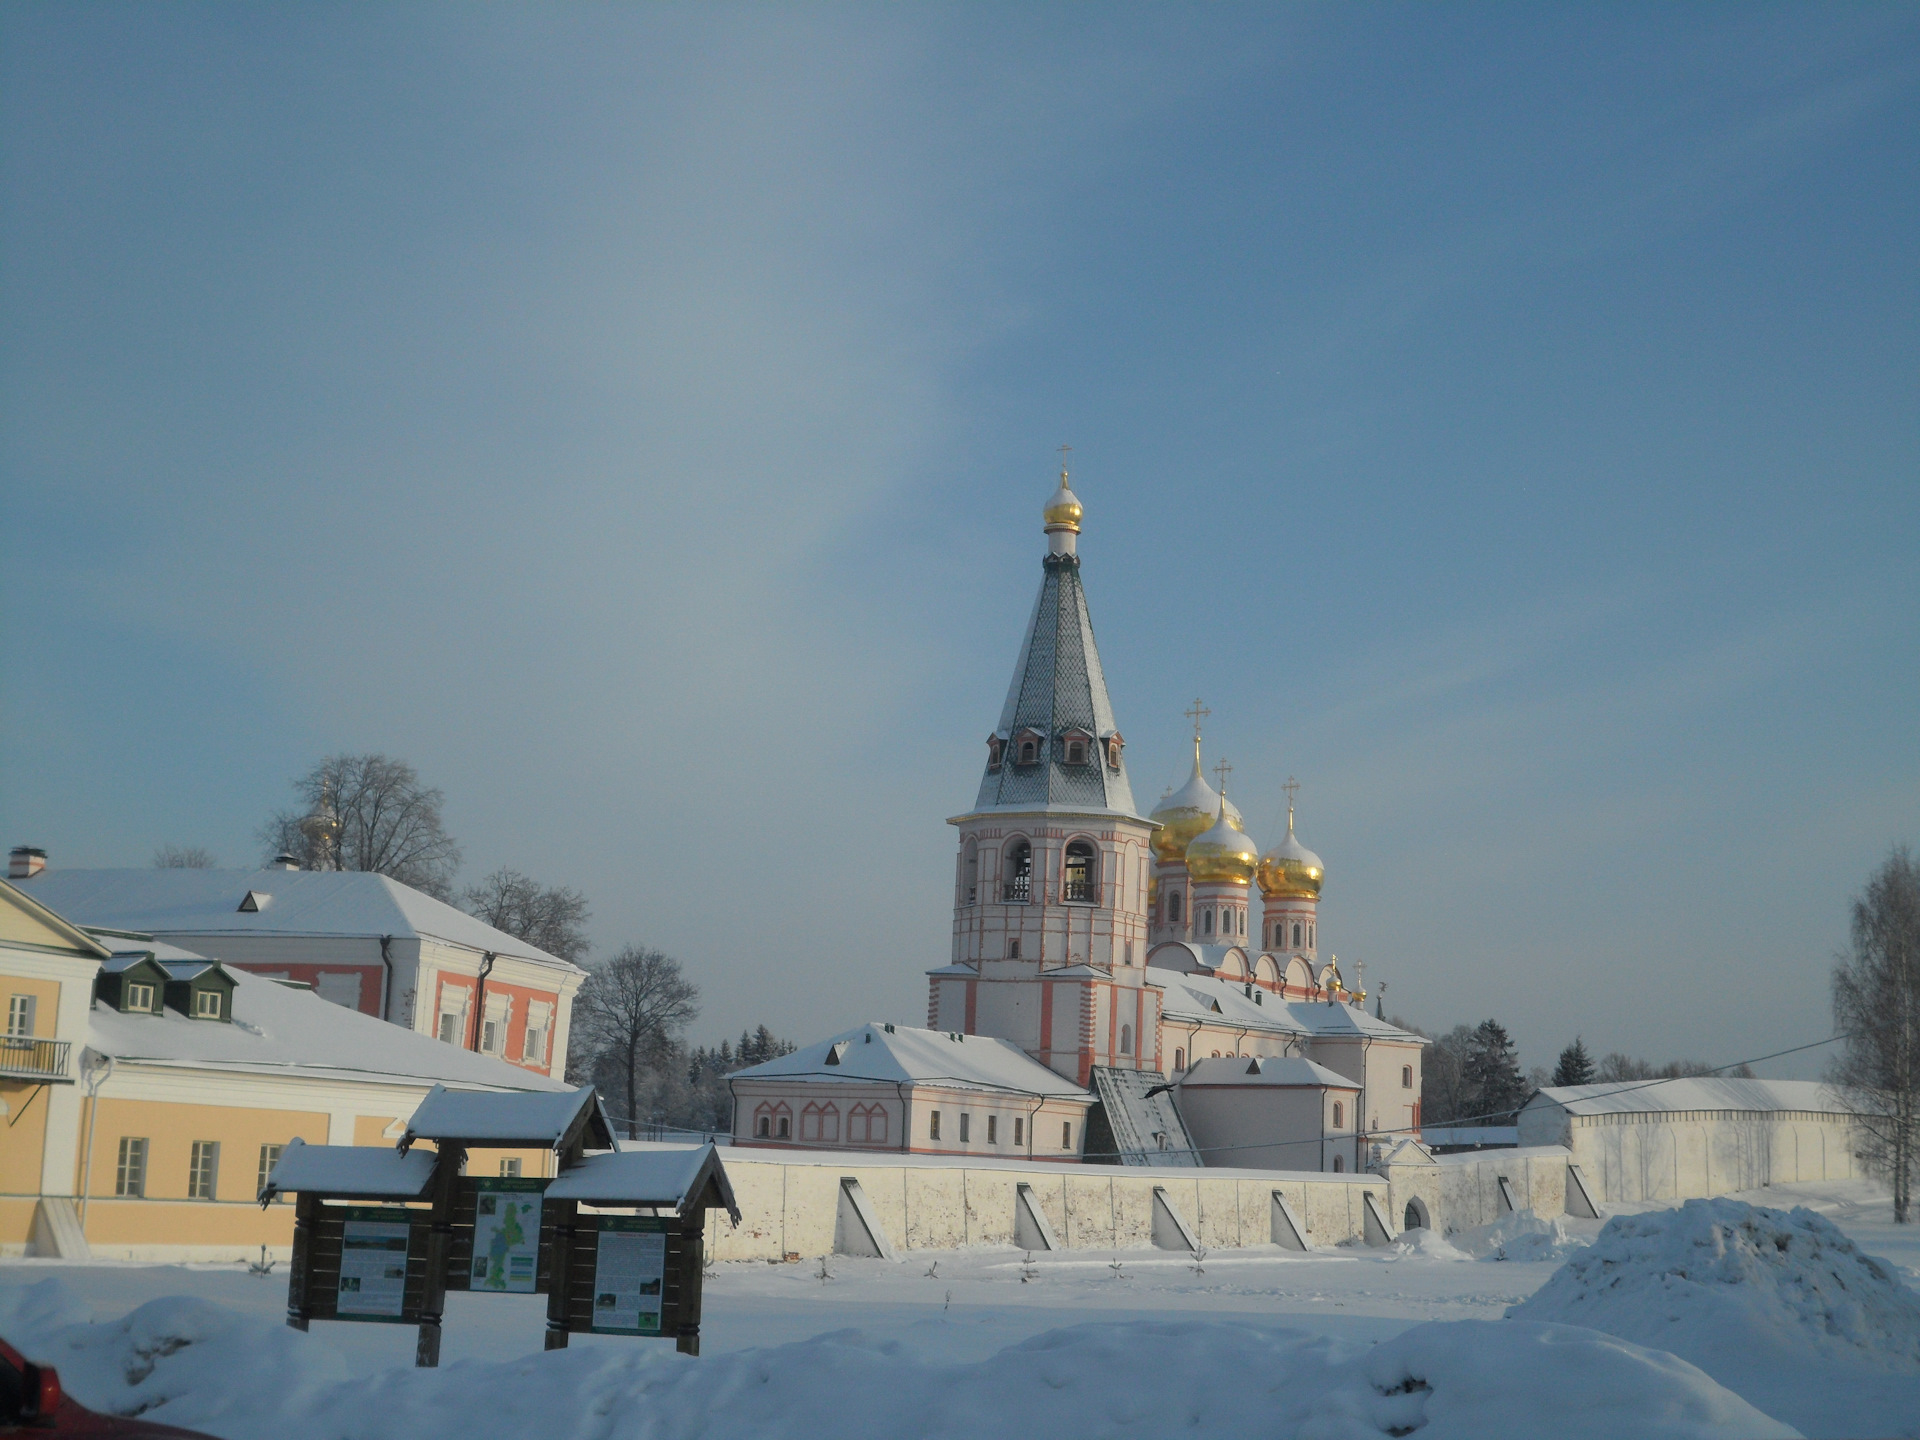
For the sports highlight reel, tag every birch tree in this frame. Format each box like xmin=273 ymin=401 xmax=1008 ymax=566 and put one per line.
xmin=1830 ymin=846 xmax=1920 ymax=1223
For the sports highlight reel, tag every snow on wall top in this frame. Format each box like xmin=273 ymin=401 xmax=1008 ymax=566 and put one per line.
xmin=87 ymin=967 xmax=570 ymax=1092
xmin=1529 ymin=1079 xmax=1850 ymax=1118
xmin=732 ymin=1022 xmax=1091 ymax=1099
xmin=1151 ymin=971 xmax=1426 ymax=1043
xmin=23 ymin=868 xmax=582 ymax=972
xmin=1177 ymin=1054 xmax=1358 ymax=1089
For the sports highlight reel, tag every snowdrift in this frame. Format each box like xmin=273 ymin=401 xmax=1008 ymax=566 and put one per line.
xmin=1511 ymin=1197 xmax=1920 ymax=1438
xmin=7 ymin=1279 xmax=1794 ymax=1440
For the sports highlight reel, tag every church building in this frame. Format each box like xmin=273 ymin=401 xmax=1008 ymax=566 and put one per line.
xmin=735 ymin=467 xmax=1426 ymax=1171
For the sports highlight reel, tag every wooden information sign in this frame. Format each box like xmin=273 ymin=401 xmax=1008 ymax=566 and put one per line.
xmin=287 ymin=1199 xmax=430 ymax=1329
xmin=542 ymin=1205 xmax=706 ymax=1354
xmin=446 ymin=1177 xmax=551 ymax=1295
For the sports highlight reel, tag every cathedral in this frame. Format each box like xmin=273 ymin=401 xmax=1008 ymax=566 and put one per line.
xmin=732 ymin=468 xmax=1425 ymax=1172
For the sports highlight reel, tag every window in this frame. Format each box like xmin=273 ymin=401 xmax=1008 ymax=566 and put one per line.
xmin=801 ymin=1103 xmax=840 ymax=1143
xmin=1203 ymin=909 xmax=1214 ymax=935
xmin=1119 ymin=1024 xmax=1132 ymax=1056
xmin=1168 ymin=892 xmax=1181 ymax=923
xmin=1003 ymin=840 xmax=1032 ymax=902
xmin=1013 ymin=1117 xmax=1023 ymax=1146
xmin=1019 ymin=740 xmax=1037 ymax=764
xmin=987 ymin=1115 xmax=998 ymax=1144
xmin=1066 ymin=740 xmax=1085 ymax=765
xmin=959 ymin=1113 xmax=971 ymax=1143
xmin=1008 ymin=938 xmax=1021 ymax=960
xmin=524 ymin=1004 xmax=552 ymax=1063
xmin=849 ymin=1103 xmax=888 ymax=1145
xmin=500 ymin=1158 xmax=523 ymax=1178
xmin=438 ymin=1011 xmax=461 ymax=1044
xmin=257 ymin=1144 xmax=284 ymax=1200
xmin=1292 ymin=922 xmax=1302 ymax=948
xmin=116 ymin=1137 xmax=148 ymax=1197
xmin=1107 ymin=737 xmax=1122 ymax=769
xmin=1308 ymin=923 xmax=1315 ymax=949
xmin=929 ymin=1111 xmax=942 ymax=1141
xmin=192 ymin=990 xmax=223 ymax=1019
xmin=188 ymin=1141 xmax=219 ymax=1200
xmin=1061 ymin=1121 xmax=1072 ymax=1150
xmin=1332 ymin=1102 xmax=1344 ymax=1129
xmin=1063 ymin=840 xmax=1096 ymax=902
xmin=1174 ymin=1048 xmax=1185 ymax=1070
xmin=1332 ymin=1155 xmax=1344 ymax=1172
xmin=481 ymin=1019 xmax=499 ymax=1053
xmin=756 ymin=1115 xmax=770 ymax=1138
xmin=7 ymin=994 xmax=34 ymax=1037
xmin=777 ymin=1115 xmax=790 ymax=1139
xmin=1402 ymin=1065 xmax=1413 ymax=1088
xmin=964 ymin=845 xmax=979 ymax=905
xmin=125 ymin=983 xmax=154 ymax=1012
xmin=986 ymin=736 xmax=1005 ymax=771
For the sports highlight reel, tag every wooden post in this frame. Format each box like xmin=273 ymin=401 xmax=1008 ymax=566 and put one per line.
xmin=675 ymin=1213 xmax=704 ymax=1357
xmin=544 ymin=1199 xmax=576 ymax=1351
xmin=416 ymin=1144 xmax=463 ymax=1368
xmin=286 ymin=1192 xmax=317 ymax=1331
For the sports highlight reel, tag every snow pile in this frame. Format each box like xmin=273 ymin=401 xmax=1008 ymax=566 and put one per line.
xmin=1512 ymin=1197 xmax=1920 ymax=1437
xmin=1454 ymin=1210 xmax=1589 ymax=1263
xmin=0 ymin=1276 xmax=92 ymax=1336
xmin=1388 ymin=1227 xmax=1472 ymax=1262
xmin=10 ymin=1291 xmax=1793 ymax=1440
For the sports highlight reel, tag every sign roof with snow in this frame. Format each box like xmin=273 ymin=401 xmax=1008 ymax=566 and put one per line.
xmin=545 ymin=1144 xmax=740 ymax=1222
xmin=400 ymin=1083 xmax=614 ymax=1151
xmin=257 ymin=1136 xmax=437 ymax=1202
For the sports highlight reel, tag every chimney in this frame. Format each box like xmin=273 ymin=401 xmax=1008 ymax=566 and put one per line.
xmin=8 ymin=847 xmax=46 ymax=880
xmin=269 ymin=853 xmax=301 ymax=871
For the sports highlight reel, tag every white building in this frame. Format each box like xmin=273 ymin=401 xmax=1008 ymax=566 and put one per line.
xmin=18 ymin=863 xmax=584 ymax=1081
xmin=729 ymin=1022 xmax=1092 ymax=1160
xmin=1517 ymin=1078 xmax=1857 ymax=1204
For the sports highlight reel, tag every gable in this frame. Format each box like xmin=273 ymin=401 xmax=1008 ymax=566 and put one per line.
xmin=0 ymin=881 xmax=112 ymax=959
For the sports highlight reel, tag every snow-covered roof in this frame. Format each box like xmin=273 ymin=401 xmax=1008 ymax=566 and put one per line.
xmin=1177 ymin=1055 xmax=1358 ymax=1089
xmin=24 ymin=868 xmax=582 ymax=973
xmin=93 ymin=933 xmax=216 ymax=964
xmin=87 ymin=966 xmax=570 ymax=1092
xmin=545 ymin=1145 xmax=740 ymax=1222
xmin=1151 ymin=972 xmax=1426 ymax=1044
xmin=400 ymin=1083 xmax=611 ymax=1149
xmin=258 ymin=1137 xmax=437 ymax=1202
xmin=1527 ymin=1079 xmax=1850 ymax=1117
xmin=732 ymin=1022 xmax=1090 ymax=1099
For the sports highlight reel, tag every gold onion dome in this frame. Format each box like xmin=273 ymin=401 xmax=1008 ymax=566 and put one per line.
xmin=1184 ymin=800 xmax=1259 ymax=886
xmin=1257 ymin=805 xmax=1325 ymax=900
xmin=1149 ymin=750 xmax=1244 ymax=863
xmin=1042 ymin=477 xmax=1083 ymax=532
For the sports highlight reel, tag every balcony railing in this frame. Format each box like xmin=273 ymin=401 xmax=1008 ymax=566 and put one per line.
xmin=0 ymin=1036 xmax=71 ymax=1082
xmin=1002 ymin=875 xmax=1031 ymax=903
xmin=1062 ymin=880 xmax=1100 ymax=904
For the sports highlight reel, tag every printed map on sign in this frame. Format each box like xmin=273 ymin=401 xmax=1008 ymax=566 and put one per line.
xmin=470 ymin=1183 xmax=542 ymax=1293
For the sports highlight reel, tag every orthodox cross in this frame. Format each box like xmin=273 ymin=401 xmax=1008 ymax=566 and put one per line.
xmin=1184 ymin=698 xmax=1210 ymax=742
xmin=1283 ymin=775 xmax=1300 ymax=808
xmin=1213 ymin=758 xmax=1233 ymax=793
xmin=1057 ymin=442 xmax=1072 ymax=479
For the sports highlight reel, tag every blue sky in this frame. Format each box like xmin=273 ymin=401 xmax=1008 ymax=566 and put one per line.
xmin=3 ymin=3 xmax=1915 ymax=1075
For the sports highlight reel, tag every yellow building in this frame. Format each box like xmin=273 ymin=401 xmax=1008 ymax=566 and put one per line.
xmin=0 ymin=880 xmax=569 ymax=1262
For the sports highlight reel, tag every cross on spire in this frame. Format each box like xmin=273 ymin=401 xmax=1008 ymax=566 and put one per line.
xmin=1213 ymin=757 xmax=1233 ymax=794
xmin=1057 ymin=442 xmax=1072 ymax=480
xmin=1184 ymin=698 xmax=1210 ymax=740
xmin=1283 ymin=775 xmax=1300 ymax=816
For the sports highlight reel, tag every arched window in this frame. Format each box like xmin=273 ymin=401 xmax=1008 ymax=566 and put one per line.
xmin=1292 ymin=921 xmax=1303 ymax=948
xmin=1119 ymin=1024 xmax=1132 ymax=1056
xmin=1168 ymin=892 xmax=1182 ymax=923
xmin=756 ymin=1116 xmax=769 ymax=1138
xmin=1332 ymin=1101 xmax=1344 ymax=1129
xmin=1332 ymin=1154 xmax=1344 ymax=1172
xmin=1064 ymin=840 xmax=1097 ymax=902
xmin=800 ymin=1102 xmax=840 ymax=1143
xmin=1019 ymin=739 xmax=1037 ymax=764
xmin=1008 ymin=938 xmax=1021 ymax=959
xmin=1174 ymin=1048 xmax=1185 ymax=1070
xmin=1202 ymin=909 xmax=1214 ymax=935
xmin=1402 ymin=1065 xmax=1413 ymax=1088
xmin=1004 ymin=840 xmax=1032 ymax=902
xmin=777 ymin=1115 xmax=791 ymax=1139
xmin=1308 ymin=923 xmax=1315 ymax=949
xmin=963 ymin=843 xmax=978 ymax=905
xmin=1066 ymin=739 xmax=1085 ymax=765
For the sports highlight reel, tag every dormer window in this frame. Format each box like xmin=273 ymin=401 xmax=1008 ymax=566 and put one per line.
xmin=126 ymin=983 xmax=155 ymax=1012
xmin=825 ymin=1040 xmax=850 ymax=1066
xmin=1012 ymin=729 xmax=1044 ymax=766
xmin=1106 ymin=734 xmax=1124 ymax=769
xmin=238 ymin=890 xmax=271 ymax=912
xmin=1061 ymin=728 xmax=1093 ymax=766
xmin=985 ymin=735 xmax=1006 ymax=772
xmin=193 ymin=990 xmax=223 ymax=1020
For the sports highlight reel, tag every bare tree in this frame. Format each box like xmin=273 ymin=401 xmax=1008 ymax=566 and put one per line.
xmin=568 ymin=945 xmax=699 ymax=1138
xmin=153 ymin=844 xmax=217 ymax=868
xmin=259 ymin=754 xmax=462 ymax=899
xmin=460 ymin=868 xmax=591 ymax=963
xmin=1830 ymin=846 xmax=1920 ymax=1223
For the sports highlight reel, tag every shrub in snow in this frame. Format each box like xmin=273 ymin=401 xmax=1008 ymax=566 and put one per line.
xmin=1452 ymin=1209 xmax=1589 ymax=1264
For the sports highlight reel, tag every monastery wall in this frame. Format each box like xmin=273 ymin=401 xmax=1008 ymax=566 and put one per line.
xmin=1561 ymin=1113 xmax=1855 ymax=1205
xmin=702 ymin=1150 xmax=1388 ymax=1259
xmin=1381 ymin=1145 xmax=1577 ymax=1235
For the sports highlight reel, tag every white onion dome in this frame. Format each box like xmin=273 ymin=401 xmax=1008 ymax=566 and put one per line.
xmin=1149 ymin=751 xmax=1245 ymax=864
xmin=1257 ymin=806 xmax=1325 ymax=900
xmin=1184 ymin=800 xmax=1258 ymax=886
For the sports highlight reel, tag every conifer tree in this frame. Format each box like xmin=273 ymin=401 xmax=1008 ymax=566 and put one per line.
xmin=1553 ymin=1036 xmax=1595 ymax=1087
xmin=1462 ymin=1019 xmax=1528 ymax=1122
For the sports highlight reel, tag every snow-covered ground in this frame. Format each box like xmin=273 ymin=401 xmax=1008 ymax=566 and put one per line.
xmin=3 ymin=1178 xmax=1916 ymax=1438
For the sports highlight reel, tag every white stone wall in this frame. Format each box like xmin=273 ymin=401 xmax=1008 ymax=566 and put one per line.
xmin=1382 ymin=1146 xmax=1576 ymax=1235
xmin=1562 ymin=1112 xmax=1856 ymax=1203
xmin=701 ymin=1151 xmax=1388 ymax=1259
